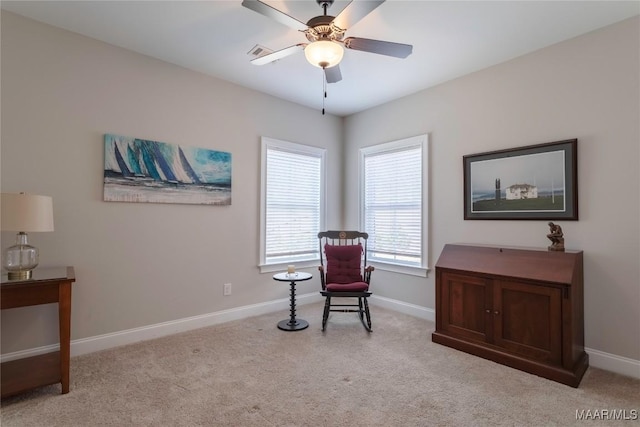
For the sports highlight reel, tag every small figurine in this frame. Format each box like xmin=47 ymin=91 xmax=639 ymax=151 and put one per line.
xmin=547 ymin=222 xmax=565 ymax=252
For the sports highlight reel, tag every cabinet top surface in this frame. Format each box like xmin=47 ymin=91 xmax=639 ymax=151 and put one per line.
xmin=1 ymin=266 xmax=75 ymax=285
xmin=436 ymin=244 xmax=582 ymax=285
xmin=445 ymin=242 xmax=582 ymax=254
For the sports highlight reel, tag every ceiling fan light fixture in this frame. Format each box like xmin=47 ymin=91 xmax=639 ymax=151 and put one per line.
xmin=304 ymin=40 xmax=344 ymax=68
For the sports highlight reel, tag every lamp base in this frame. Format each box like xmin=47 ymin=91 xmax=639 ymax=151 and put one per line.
xmin=8 ymin=270 xmax=32 ymax=280
xmin=4 ymin=232 xmax=39 ymax=281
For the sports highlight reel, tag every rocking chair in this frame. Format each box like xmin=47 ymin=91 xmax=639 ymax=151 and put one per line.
xmin=318 ymin=231 xmax=374 ymax=332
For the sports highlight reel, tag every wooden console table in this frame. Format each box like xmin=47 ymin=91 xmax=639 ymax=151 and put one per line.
xmin=1 ymin=266 xmax=75 ymax=398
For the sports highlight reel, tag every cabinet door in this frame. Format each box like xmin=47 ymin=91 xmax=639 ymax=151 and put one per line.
xmin=493 ymin=280 xmax=562 ymax=364
xmin=440 ymin=272 xmax=492 ymax=343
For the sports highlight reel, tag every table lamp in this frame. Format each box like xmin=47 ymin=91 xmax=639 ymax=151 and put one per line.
xmin=1 ymin=193 xmax=54 ymax=280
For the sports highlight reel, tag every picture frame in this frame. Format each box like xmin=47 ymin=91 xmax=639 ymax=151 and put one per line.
xmin=103 ymin=134 xmax=232 ymax=205
xmin=463 ymin=139 xmax=578 ymax=220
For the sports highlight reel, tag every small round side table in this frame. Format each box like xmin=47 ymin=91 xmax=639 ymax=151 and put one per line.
xmin=273 ymin=271 xmax=312 ymax=331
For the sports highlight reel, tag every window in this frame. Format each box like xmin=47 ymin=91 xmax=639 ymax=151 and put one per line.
xmin=260 ymin=137 xmax=326 ymax=272
xmin=360 ymin=134 xmax=428 ymax=276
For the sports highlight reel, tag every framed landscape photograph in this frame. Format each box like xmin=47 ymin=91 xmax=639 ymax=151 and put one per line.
xmin=463 ymin=139 xmax=578 ymax=220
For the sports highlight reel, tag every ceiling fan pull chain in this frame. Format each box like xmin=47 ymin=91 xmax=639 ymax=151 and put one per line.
xmin=322 ymin=68 xmax=327 ymax=115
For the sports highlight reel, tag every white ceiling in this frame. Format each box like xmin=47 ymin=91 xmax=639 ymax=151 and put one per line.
xmin=2 ymin=1 xmax=638 ymax=116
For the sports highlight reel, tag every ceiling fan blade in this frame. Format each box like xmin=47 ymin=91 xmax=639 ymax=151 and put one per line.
xmin=344 ymin=37 xmax=413 ymax=58
xmin=241 ymin=0 xmax=308 ymax=31
xmin=250 ymin=44 xmax=306 ymax=65
xmin=332 ymin=0 xmax=385 ymax=30
xmin=324 ymin=65 xmax=342 ymax=83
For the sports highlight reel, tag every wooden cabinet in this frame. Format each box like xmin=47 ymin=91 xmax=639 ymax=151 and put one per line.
xmin=432 ymin=244 xmax=588 ymax=387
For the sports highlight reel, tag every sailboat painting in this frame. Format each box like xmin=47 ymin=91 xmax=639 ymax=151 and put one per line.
xmin=103 ymin=134 xmax=231 ymax=205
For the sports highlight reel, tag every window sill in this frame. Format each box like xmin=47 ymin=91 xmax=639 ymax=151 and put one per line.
xmin=259 ymin=260 xmax=319 ymax=274
xmin=369 ymin=261 xmax=430 ymax=277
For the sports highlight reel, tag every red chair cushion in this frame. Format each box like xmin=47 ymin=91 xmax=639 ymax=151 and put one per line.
xmin=325 ymin=244 xmax=363 ymax=285
xmin=326 ymin=281 xmax=369 ymax=292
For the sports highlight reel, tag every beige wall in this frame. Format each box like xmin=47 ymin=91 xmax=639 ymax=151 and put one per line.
xmin=2 ymin=11 xmax=638 ymax=366
xmin=0 ymin=12 xmax=343 ymax=351
xmin=344 ymin=17 xmax=640 ymax=361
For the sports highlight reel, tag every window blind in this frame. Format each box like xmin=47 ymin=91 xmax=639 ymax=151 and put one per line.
xmin=265 ymin=147 xmax=322 ymax=264
xmin=363 ymin=145 xmax=422 ymax=266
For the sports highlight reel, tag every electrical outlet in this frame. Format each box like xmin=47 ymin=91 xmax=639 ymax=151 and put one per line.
xmin=223 ymin=283 xmax=232 ymax=296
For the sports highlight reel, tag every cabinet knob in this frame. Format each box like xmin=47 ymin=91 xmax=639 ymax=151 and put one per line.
xmin=494 ymin=310 xmax=500 ymax=315
xmin=485 ymin=309 xmax=491 ymax=313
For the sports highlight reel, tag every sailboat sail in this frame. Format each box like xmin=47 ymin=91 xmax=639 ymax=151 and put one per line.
xmin=179 ymin=147 xmax=202 ymax=184
xmin=171 ymin=147 xmax=192 ymax=184
xmin=127 ymin=144 xmax=144 ymax=176
xmin=114 ymin=142 xmax=133 ymax=178
xmin=148 ymin=141 xmax=178 ymax=183
xmin=140 ymin=141 xmax=162 ymax=181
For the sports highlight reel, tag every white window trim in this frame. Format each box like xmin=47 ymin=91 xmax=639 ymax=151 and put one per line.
xmin=359 ymin=134 xmax=430 ymax=276
xmin=259 ymin=136 xmax=326 ymax=274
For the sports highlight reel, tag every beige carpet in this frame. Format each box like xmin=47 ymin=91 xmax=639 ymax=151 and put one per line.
xmin=1 ymin=303 xmax=638 ymax=426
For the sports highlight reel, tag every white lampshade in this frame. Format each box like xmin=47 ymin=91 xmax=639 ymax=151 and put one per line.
xmin=1 ymin=193 xmax=54 ymax=232
xmin=1 ymin=193 xmax=54 ymax=280
xmin=304 ymin=40 xmax=344 ymax=69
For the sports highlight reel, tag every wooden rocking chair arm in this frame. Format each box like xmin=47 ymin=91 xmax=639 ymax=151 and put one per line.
xmin=363 ymin=265 xmax=374 ymax=285
xmin=318 ymin=265 xmax=326 ymax=289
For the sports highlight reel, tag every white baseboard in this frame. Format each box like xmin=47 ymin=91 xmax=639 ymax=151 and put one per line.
xmin=370 ymin=296 xmax=639 ymax=380
xmin=0 ymin=292 xmax=323 ymax=363
xmin=585 ymin=347 xmax=640 ymax=379
xmin=2 ymin=293 xmax=638 ymax=380
xmin=370 ymin=294 xmax=435 ymax=322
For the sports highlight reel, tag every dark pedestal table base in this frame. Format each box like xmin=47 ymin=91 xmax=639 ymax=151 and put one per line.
xmin=277 ymin=318 xmax=309 ymax=331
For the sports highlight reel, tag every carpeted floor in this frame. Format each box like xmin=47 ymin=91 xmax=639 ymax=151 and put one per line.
xmin=1 ymin=303 xmax=638 ymax=426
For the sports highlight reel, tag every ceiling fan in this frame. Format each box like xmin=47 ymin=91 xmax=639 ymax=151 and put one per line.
xmin=242 ymin=0 xmax=413 ymax=84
